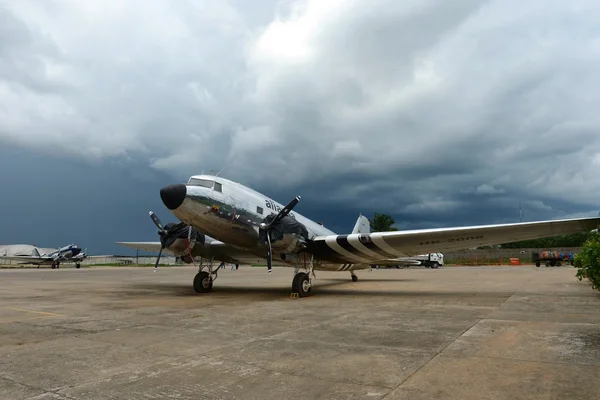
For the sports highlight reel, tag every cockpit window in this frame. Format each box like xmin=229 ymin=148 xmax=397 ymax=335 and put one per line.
xmin=187 ymin=178 xmax=223 ymax=193
xmin=188 ymin=178 xmax=213 ymax=188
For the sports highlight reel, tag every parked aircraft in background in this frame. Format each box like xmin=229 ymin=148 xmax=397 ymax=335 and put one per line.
xmin=117 ymin=174 xmax=600 ymax=298
xmin=0 ymin=244 xmax=95 ymax=269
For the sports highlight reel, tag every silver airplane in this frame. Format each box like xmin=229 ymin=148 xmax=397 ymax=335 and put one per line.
xmin=117 ymin=174 xmax=600 ymax=297
xmin=0 ymin=244 xmax=88 ymax=269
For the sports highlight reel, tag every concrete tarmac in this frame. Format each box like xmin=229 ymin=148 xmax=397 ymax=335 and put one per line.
xmin=0 ymin=265 xmax=599 ymax=399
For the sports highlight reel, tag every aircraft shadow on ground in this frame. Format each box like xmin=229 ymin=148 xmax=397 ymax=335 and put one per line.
xmin=124 ymin=280 xmax=500 ymax=300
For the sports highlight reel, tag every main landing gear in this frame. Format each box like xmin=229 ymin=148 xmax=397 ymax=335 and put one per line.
xmin=292 ymin=272 xmax=312 ymax=297
xmin=351 ymin=271 xmax=358 ymax=282
xmin=291 ymin=256 xmax=346 ymax=298
xmin=192 ymin=257 xmax=217 ymax=294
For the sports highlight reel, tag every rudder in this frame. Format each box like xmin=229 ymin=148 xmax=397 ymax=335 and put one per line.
xmin=352 ymin=213 xmax=370 ymax=234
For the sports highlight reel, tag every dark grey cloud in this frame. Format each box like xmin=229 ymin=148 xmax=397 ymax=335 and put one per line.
xmin=1 ymin=0 xmax=600 ymax=254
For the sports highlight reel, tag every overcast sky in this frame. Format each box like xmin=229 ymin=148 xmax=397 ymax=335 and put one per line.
xmin=1 ymin=0 xmax=600 ymax=254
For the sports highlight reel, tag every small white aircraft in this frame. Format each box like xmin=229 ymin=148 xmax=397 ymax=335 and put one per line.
xmin=0 ymin=244 xmax=94 ymax=269
xmin=118 ymin=174 xmax=600 ymax=297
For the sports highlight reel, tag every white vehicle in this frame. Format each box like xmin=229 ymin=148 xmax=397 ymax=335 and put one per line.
xmin=415 ymin=253 xmax=444 ymax=268
xmin=117 ymin=174 xmax=600 ymax=298
xmin=380 ymin=253 xmax=444 ymax=268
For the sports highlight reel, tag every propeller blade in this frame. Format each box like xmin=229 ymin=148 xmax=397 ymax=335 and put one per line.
xmin=267 ymin=196 xmax=301 ymax=229
xmin=154 ymin=246 xmax=163 ymax=272
xmin=266 ymin=234 xmax=272 ymax=273
xmin=149 ymin=211 xmax=165 ymax=232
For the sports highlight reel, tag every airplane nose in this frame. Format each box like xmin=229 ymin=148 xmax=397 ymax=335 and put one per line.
xmin=160 ymin=184 xmax=187 ymax=210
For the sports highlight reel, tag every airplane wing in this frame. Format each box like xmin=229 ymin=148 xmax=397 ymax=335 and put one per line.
xmin=307 ymin=217 xmax=600 ymax=264
xmin=115 ymin=241 xmax=278 ymax=266
xmin=0 ymin=255 xmax=50 ymax=264
xmin=116 ymin=242 xmax=166 ymax=254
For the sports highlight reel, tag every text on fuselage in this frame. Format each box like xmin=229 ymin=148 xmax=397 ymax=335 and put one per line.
xmin=265 ymin=199 xmax=296 ymax=219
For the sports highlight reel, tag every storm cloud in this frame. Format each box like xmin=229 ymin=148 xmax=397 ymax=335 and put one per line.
xmin=1 ymin=0 xmax=600 ymax=253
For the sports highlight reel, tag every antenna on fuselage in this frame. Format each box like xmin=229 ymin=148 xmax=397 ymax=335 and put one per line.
xmin=214 ymin=165 xmax=226 ymax=177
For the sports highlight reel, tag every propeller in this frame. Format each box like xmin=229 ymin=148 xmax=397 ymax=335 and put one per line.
xmin=149 ymin=211 xmax=203 ymax=272
xmin=258 ymin=196 xmax=301 ymax=273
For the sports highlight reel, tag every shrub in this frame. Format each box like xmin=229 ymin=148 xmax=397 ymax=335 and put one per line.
xmin=573 ymin=232 xmax=600 ymax=290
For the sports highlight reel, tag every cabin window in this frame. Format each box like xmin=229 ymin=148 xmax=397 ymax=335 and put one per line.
xmin=214 ymin=182 xmax=222 ymax=193
xmin=257 ymin=206 xmax=263 ymax=215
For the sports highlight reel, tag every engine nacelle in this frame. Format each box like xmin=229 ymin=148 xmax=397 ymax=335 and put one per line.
xmin=259 ymin=214 xmax=309 ymax=255
xmin=270 ymin=235 xmax=306 ymax=254
xmin=161 ymin=222 xmax=206 ymax=259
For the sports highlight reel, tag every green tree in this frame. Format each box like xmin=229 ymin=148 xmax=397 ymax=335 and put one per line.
xmin=573 ymin=232 xmax=600 ymax=291
xmin=369 ymin=213 xmax=398 ymax=232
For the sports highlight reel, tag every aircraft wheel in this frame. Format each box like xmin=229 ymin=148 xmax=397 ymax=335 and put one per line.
xmin=351 ymin=274 xmax=358 ymax=282
xmin=292 ymin=272 xmax=311 ymax=297
xmin=193 ymin=271 xmax=212 ymax=293
xmin=75 ymin=264 xmax=81 ymax=269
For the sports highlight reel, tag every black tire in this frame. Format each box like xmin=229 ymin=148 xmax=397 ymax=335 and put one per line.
xmin=193 ymin=271 xmax=212 ymax=293
xmin=75 ymin=264 xmax=81 ymax=269
xmin=351 ymin=274 xmax=358 ymax=282
xmin=292 ymin=272 xmax=311 ymax=297
xmin=431 ymin=262 xmax=439 ymax=269
xmin=536 ymin=261 xmax=540 ymax=267
xmin=556 ymin=261 xmax=562 ymax=267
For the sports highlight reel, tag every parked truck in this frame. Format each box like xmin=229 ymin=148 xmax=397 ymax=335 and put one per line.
xmin=532 ymin=250 xmax=575 ymax=267
xmin=414 ymin=253 xmax=444 ymax=268
xmin=372 ymin=253 xmax=444 ymax=269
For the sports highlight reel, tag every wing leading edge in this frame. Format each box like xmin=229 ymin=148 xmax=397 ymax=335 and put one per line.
xmin=115 ymin=241 xmax=280 ymax=266
xmin=308 ymin=217 xmax=600 ymax=264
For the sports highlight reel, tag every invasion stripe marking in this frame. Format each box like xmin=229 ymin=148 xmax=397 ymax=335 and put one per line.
xmin=337 ymin=234 xmax=399 ymax=263
xmin=335 ymin=236 xmax=378 ymax=261
xmin=344 ymin=235 xmax=387 ymax=260
xmin=338 ymin=263 xmax=353 ymax=271
xmin=325 ymin=236 xmax=372 ymax=264
xmin=356 ymin=234 xmax=403 ymax=259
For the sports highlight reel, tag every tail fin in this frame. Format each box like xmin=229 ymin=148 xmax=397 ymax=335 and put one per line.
xmin=352 ymin=213 xmax=370 ymax=234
